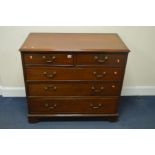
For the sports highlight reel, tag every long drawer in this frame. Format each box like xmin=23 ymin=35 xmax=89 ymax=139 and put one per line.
xmin=28 ymin=97 xmax=119 ymax=114
xmin=27 ymin=82 xmax=121 ymax=96
xmin=25 ymin=67 xmax=123 ymax=81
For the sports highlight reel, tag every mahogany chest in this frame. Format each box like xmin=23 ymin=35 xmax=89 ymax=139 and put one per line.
xmin=19 ymin=33 xmax=130 ymax=123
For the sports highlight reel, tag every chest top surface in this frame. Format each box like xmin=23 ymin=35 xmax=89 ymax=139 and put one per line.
xmin=20 ymin=33 xmax=130 ymax=53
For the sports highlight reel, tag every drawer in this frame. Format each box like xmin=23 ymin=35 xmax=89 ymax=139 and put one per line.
xmin=77 ymin=53 xmax=127 ymax=66
xmin=26 ymin=67 xmax=123 ymax=81
xmin=23 ymin=53 xmax=74 ymax=65
xmin=27 ymin=82 xmax=121 ymax=96
xmin=28 ymin=97 xmax=119 ymax=114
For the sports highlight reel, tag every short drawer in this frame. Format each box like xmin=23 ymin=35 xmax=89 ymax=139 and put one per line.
xmin=27 ymin=82 xmax=121 ymax=96
xmin=28 ymin=97 xmax=119 ymax=114
xmin=23 ymin=53 xmax=74 ymax=65
xmin=77 ymin=53 xmax=127 ymax=66
xmin=26 ymin=67 xmax=123 ymax=81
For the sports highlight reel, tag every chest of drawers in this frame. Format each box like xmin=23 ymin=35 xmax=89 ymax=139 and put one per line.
xmin=19 ymin=33 xmax=130 ymax=123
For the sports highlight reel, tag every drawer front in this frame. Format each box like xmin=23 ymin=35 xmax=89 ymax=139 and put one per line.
xmin=28 ymin=97 xmax=118 ymax=114
xmin=23 ymin=53 xmax=74 ymax=65
xmin=28 ymin=82 xmax=121 ymax=96
xmin=77 ymin=53 xmax=127 ymax=66
xmin=26 ymin=67 xmax=123 ymax=81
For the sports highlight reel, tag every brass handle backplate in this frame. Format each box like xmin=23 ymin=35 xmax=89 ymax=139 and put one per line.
xmin=93 ymin=71 xmax=106 ymax=78
xmin=90 ymin=103 xmax=103 ymax=109
xmin=91 ymin=86 xmax=104 ymax=93
xmin=44 ymin=85 xmax=57 ymax=91
xmin=44 ymin=103 xmax=57 ymax=109
xmin=42 ymin=55 xmax=56 ymax=63
xmin=43 ymin=71 xmax=56 ymax=78
xmin=94 ymin=55 xmax=108 ymax=63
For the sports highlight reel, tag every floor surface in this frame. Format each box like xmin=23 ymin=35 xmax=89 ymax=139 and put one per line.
xmin=0 ymin=96 xmax=155 ymax=129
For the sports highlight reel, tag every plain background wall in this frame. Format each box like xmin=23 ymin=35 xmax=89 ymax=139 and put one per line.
xmin=0 ymin=26 xmax=155 ymax=89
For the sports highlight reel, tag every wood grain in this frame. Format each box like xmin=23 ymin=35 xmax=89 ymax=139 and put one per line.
xmin=28 ymin=97 xmax=118 ymax=114
xmin=20 ymin=33 xmax=130 ymax=52
xmin=25 ymin=67 xmax=123 ymax=81
xmin=27 ymin=82 xmax=121 ymax=96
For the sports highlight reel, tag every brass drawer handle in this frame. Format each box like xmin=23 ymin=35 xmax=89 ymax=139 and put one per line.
xmin=94 ymin=56 xmax=108 ymax=63
xmin=93 ymin=71 xmax=106 ymax=78
xmin=43 ymin=71 xmax=56 ymax=78
xmin=42 ymin=55 xmax=56 ymax=63
xmin=44 ymin=85 xmax=57 ymax=91
xmin=44 ymin=103 xmax=57 ymax=109
xmin=91 ymin=86 xmax=104 ymax=93
xmin=46 ymin=60 xmax=53 ymax=63
xmin=90 ymin=103 xmax=103 ymax=109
